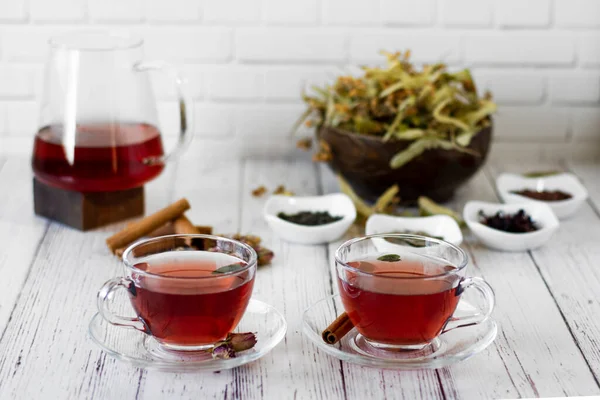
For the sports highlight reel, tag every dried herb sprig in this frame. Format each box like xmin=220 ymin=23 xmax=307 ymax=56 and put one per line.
xmin=522 ymin=170 xmax=563 ymax=178
xmin=295 ymin=50 xmax=496 ymax=169
xmin=224 ymin=233 xmax=275 ymax=266
xmin=337 ymin=174 xmax=400 ymax=220
xmin=418 ymin=196 xmax=465 ymax=227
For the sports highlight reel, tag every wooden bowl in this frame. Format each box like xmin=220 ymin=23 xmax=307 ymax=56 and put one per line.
xmin=317 ymin=124 xmax=493 ymax=203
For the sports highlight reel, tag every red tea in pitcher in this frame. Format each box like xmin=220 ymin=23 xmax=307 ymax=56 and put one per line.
xmin=338 ymin=254 xmax=461 ymax=346
xmin=32 ymin=122 xmax=164 ymax=192
xmin=130 ymin=251 xmax=254 ymax=347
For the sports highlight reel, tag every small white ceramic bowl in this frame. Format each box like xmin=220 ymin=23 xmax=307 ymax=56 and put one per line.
xmin=263 ymin=194 xmax=357 ymax=245
xmin=365 ymin=214 xmax=463 ymax=246
xmin=463 ymin=201 xmax=559 ymax=252
xmin=496 ymin=173 xmax=588 ymax=219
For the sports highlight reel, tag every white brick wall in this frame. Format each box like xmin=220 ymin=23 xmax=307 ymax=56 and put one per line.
xmin=495 ymin=0 xmax=550 ymax=28
xmin=0 ymin=0 xmax=598 ymax=148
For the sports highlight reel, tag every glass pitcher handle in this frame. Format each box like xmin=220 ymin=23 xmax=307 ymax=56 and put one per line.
xmin=134 ymin=61 xmax=194 ymax=164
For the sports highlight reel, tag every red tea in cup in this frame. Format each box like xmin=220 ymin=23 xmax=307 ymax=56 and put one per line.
xmin=97 ymin=235 xmax=258 ymax=351
xmin=338 ymin=254 xmax=461 ymax=346
xmin=130 ymin=251 xmax=254 ymax=347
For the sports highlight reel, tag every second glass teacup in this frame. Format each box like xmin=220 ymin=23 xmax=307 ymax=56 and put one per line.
xmin=97 ymin=234 xmax=256 ymax=351
xmin=335 ymin=234 xmax=495 ymax=353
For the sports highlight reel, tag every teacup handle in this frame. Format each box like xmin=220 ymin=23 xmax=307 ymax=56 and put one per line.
xmin=442 ymin=277 xmax=495 ymax=333
xmin=97 ymin=277 xmax=150 ymax=334
xmin=133 ymin=60 xmax=194 ymax=165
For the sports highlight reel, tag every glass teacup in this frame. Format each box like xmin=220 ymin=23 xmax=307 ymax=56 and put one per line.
xmin=97 ymin=234 xmax=257 ymax=351
xmin=335 ymin=234 xmax=495 ymax=352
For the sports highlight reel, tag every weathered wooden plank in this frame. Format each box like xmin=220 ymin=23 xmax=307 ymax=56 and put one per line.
xmin=570 ymin=162 xmax=600 ymax=215
xmin=0 ymin=157 xmax=48 ymax=334
xmin=522 ymin=161 xmax=600 ymax=382
xmin=138 ymin=151 xmax=348 ymax=399
xmin=439 ymin=166 xmax=600 ymax=398
xmin=1 ymin=145 xmax=599 ymax=399
xmin=0 ymin=224 xmax=143 ymax=399
xmin=321 ymin=162 xmax=599 ymax=398
xmin=136 ymin=143 xmax=244 ymax=399
xmin=234 ymin=155 xmax=346 ymax=399
xmin=0 ymin=158 xmax=178 ymax=399
xmin=318 ymin=164 xmax=445 ymax=400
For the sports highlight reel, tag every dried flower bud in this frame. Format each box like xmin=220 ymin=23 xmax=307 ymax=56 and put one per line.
xmin=227 ymin=332 xmax=257 ymax=352
xmin=211 ymin=332 xmax=257 ymax=358
xmin=212 ymin=343 xmax=236 ymax=359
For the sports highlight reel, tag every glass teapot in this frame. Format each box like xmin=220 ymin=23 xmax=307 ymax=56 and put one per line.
xmin=32 ymin=31 xmax=192 ymax=193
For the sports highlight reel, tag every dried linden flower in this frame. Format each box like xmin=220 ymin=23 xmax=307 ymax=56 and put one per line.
xmin=252 ymin=185 xmax=267 ymax=197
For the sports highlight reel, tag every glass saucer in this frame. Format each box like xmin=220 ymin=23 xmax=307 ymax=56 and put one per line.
xmin=302 ymin=295 xmax=497 ymax=370
xmin=89 ymin=299 xmax=286 ymax=372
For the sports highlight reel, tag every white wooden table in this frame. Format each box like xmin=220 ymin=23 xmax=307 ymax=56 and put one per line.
xmin=1 ymin=141 xmax=600 ymax=399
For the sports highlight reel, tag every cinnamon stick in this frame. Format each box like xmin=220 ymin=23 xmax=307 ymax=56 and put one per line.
xmin=173 ymin=215 xmax=200 ymax=234
xmin=146 ymin=222 xmax=176 ymax=237
xmin=322 ymin=312 xmax=354 ymax=344
xmin=194 ymin=225 xmax=214 ymax=235
xmin=173 ymin=216 xmax=212 ymax=235
xmin=106 ymin=198 xmax=191 ymax=253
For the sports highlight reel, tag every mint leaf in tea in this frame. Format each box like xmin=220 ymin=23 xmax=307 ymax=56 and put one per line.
xmin=213 ymin=263 xmax=246 ymax=274
xmin=377 ymin=254 xmax=402 ymax=262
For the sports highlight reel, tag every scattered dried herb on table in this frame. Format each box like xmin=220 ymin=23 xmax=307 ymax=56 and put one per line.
xmin=252 ymin=185 xmax=267 ymax=197
xmin=296 ymin=137 xmax=312 ymax=150
xmin=479 ymin=209 xmax=538 ymax=233
xmin=511 ymin=189 xmax=572 ymax=201
xmin=223 ymin=234 xmax=274 ymax=266
xmin=277 ymin=211 xmax=343 ymax=226
xmin=273 ymin=185 xmax=295 ymax=196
